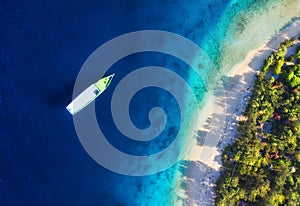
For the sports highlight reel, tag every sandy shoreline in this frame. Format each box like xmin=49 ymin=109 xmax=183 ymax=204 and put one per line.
xmin=174 ymin=20 xmax=300 ymax=206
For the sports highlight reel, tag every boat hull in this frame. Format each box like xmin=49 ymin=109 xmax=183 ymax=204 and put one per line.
xmin=66 ymin=74 xmax=114 ymax=115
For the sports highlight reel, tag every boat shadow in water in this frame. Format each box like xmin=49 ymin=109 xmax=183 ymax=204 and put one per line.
xmin=43 ymin=82 xmax=74 ymax=108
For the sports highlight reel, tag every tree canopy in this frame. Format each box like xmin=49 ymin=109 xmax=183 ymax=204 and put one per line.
xmin=216 ymin=37 xmax=300 ymax=206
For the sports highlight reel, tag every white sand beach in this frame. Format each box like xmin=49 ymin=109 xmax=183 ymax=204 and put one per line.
xmin=174 ymin=20 xmax=300 ymax=206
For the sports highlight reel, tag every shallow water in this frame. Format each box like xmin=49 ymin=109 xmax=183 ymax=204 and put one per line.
xmin=0 ymin=0 xmax=299 ymax=205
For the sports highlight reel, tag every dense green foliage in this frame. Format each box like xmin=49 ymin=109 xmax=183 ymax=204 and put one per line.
xmin=216 ymin=37 xmax=300 ymax=206
xmin=297 ymin=46 xmax=300 ymax=64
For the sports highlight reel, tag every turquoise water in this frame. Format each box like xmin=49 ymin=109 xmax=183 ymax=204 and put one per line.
xmin=1 ymin=0 xmax=299 ymax=205
xmin=119 ymin=0 xmax=300 ymax=205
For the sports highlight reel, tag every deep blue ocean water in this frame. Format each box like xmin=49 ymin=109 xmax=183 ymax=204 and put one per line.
xmin=1 ymin=0 xmax=298 ymax=205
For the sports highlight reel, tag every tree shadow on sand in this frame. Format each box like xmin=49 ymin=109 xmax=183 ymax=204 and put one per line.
xmin=176 ymin=160 xmax=218 ymax=206
xmin=176 ymin=69 xmax=259 ymax=205
xmin=175 ymin=25 xmax=300 ymax=205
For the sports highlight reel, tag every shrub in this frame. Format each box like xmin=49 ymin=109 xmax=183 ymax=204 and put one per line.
xmin=273 ymin=57 xmax=284 ymax=74
xmin=286 ymin=55 xmax=294 ymax=63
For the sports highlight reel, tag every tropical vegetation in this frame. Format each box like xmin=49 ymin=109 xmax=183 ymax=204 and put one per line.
xmin=216 ymin=35 xmax=300 ymax=206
